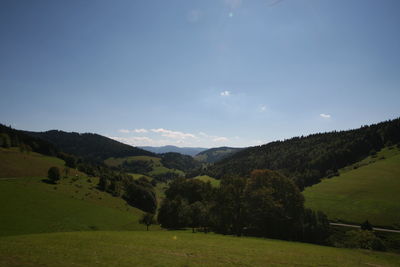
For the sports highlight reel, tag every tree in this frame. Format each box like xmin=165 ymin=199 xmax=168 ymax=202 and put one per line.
xmin=0 ymin=133 xmax=11 ymax=148
xmin=139 ymin=213 xmax=156 ymax=231
xmin=361 ymin=220 xmax=373 ymax=231
xmin=244 ymin=170 xmax=304 ymax=239
xmin=48 ymin=167 xmax=61 ymax=183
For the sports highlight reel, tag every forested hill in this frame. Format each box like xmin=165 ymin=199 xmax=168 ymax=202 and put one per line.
xmin=194 ymin=147 xmax=243 ymax=163
xmin=25 ymin=130 xmax=155 ymax=161
xmin=207 ymin=118 xmax=400 ymax=189
xmin=0 ymin=124 xmax=58 ymax=156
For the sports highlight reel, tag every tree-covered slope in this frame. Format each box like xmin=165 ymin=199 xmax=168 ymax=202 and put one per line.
xmin=207 ymin=118 xmax=400 ymax=189
xmin=140 ymin=145 xmax=207 ymax=156
xmin=194 ymin=147 xmax=243 ymax=163
xmin=26 ymin=130 xmax=155 ymax=161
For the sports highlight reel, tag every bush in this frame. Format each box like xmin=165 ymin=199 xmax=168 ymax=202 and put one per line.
xmin=343 ymin=230 xmax=386 ymax=251
xmin=48 ymin=167 xmax=61 ymax=183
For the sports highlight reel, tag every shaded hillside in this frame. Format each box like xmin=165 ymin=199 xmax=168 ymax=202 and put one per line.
xmin=160 ymin=152 xmax=202 ymax=172
xmin=26 ymin=130 xmax=155 ymax=161
xmin=195 ymin=147 xmax=243 ymax=163
xmin=0 ymin=124 xmax=58 ymax=156
xmin=140 ymin=145 xmax=207 ymax=156
xmin=207 ymin=118 xmax=400 ymax=189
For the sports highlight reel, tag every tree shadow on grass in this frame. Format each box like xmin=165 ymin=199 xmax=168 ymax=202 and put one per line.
xmin=41 ymin=178 xmax=56 ymax=184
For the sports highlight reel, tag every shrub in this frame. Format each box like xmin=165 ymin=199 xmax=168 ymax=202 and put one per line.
xmin=48 ymin=167 xmax=61 ymax=183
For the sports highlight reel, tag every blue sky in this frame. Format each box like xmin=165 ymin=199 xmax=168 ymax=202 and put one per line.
xmin=1 ymin=0 xmax=399 ymax=148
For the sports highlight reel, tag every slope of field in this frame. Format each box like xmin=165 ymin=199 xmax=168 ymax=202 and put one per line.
xmin=304 ymin=147 xmax=400 ymax=228
xmin=104 ymin=155 xmax=185 ymax=176
xmin=0 ymin=231 xmax=399 ymax=266
xmin=0 ymin=176 xmax=151 ymax=236
xmin=0 ymin=148 xmax=82 ymax=178
xmin=194 ymin=175 xmax=220 ymax=187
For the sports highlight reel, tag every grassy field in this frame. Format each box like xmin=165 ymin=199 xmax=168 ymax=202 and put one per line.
xmin=104 ymin=155 xmax=184 ymax=177
xmin=304 ymin=146 xmax=400 ymax=228
xmin=0 ymin=176 xmax=153 ymax=236
xmin=0 ymin=231 xmax=399 ymax=266
xmin=194 ymin=175 xmax=220 ymax=187
xmin=0 ymin=148 xmax=83 ymax=178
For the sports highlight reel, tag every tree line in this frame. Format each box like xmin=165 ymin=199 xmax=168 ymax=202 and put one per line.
xmin=158 ymin=170 xmax=330 ymax=244
xmin=206 ymin=118 xmax=400 ymax=189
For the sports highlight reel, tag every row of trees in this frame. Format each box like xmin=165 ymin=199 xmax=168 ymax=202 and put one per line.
xmin=207 ymin=118 xmax=400 ymax=189
xmin=98 ymin=172 xmax=157 ymax=213
xmin=158 ymin=170 xmax=330 ymax=244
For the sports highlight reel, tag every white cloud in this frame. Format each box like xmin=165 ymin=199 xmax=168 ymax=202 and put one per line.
xmin=118 ymin=129 xmax=130 ymax=133
xmin=110 ymin=136 xmax=155 ymax=146
xmin=133 ymin=128 xmax=148 ymax=133
xmin=320 ymin=113 xmax=331 ymax=119
xmin=151 ymin=128 xmax=196 ymax=139
xmin=260 ymin=105 xmax=267 ymax=112
xmin=220 ymin=90 xmax=231 ymax=96
xmin=213 ymin=137 xmax=229 ymax=142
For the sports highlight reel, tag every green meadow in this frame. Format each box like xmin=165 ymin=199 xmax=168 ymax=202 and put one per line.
xmin=194 ymin=175 xmax=220 ymax=187
xmin=1 ymin=231 xmax=399 ymax=266
xmin=304 ymin=147 xmax=400 ymax=228
xmin=0 ymin=147 xmax=82 ymax=178
xmin=0 ymin=176 xmax=153 ymax=236
xmin=104 ymin=155 xmax=184 ymax=176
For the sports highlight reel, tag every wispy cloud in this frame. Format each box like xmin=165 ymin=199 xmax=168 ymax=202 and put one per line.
xmin=118 ymin=129 xmax=130 ymax=133
xmin=320 ymin=113 xmax=331 ymax=119
xmin=151 ymin=128 xmax=196 ymax=139
xmin=133 ymin=128 xmax=148 ymax=133
xmin=113 ymin=129 xmax=235 ymax=147
xmin=213 ymin=137 xmax=229 ymax=142
xmin=109 ymin=136 xmax=155 ymax=146
xmin=260 ymin=105 xmax=267 ymax=112
xmin=220 ymin=90 xmax=231 ymax=96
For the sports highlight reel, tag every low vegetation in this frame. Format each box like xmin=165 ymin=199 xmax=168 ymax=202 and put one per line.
xmin=1 ymin=231 xmax=399 ymax=266
xmin=304 ymin=146 xmax=400 ymax=228
xmin=0 ymin=176 xmax=151 ymax=236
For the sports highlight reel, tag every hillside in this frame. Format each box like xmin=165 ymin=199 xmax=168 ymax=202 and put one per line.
xmin=194 ymin=146 xmax=243 ymax=163
xmin=0 ymin=147 xmax=82 ymax=178
xmin=0 ymin=147 xmax=152 ymax=236
xmin=26 ymin=130 xmax=155 ymax=161
xmin=207 ymin=118 xmax=400 ymax=188
xmin=104 ymin=155 xmax=185 ymax=177
xmin=140 ymin=145 xmax=207 ymax=156
xmin=1 ymin=231 xmax=399 ymax=266
xmin=304 ymin=146 xmax=400 ymax=229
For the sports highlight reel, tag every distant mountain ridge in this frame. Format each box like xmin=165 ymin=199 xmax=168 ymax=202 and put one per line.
xmin=25 ymin=130 xmax=155 ymax=161
xmin=194 ymin=147 xmax=244 ymax=163
xmin=139 ymin=145 xmax=207 ymax=156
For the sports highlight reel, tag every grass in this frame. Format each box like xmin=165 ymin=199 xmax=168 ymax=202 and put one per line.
xmin=0 ymin=176 xmax=154 ymax=236
xmin=0 ymin=231 xmax=399 ymax=266
xmin=0 ymin=147 xmax=83 ymax=178
xmin=194 ymin=175 xmax=220 ymax=187
xmin=304 ymin=146 xmax=400 ymax=228
xmin=104 ymin=155 xmax=185 ymax=177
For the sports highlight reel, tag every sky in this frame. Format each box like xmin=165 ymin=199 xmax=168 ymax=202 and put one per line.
xmin=1 ymin=0 xmax=400 ymax=148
